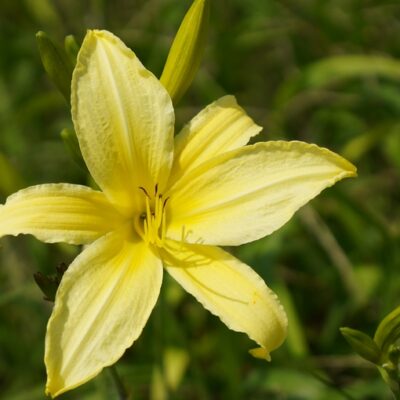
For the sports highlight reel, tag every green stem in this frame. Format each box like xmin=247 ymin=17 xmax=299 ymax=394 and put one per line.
xmin=109 ymin=365 xmax=130 ymax=400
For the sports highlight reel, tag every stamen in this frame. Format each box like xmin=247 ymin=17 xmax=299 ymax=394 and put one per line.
xmin=135 ymin=184 xmax=168 ymax=247
xmin=161 ymin=207 xmax=167 ymax=241
xmin=145 ymin=195 xmax=151 ymax=222
xmin=162 ymin=197 xmax=169 ymax=210
xmin=143 ymin=219 xmax=148 ymax=242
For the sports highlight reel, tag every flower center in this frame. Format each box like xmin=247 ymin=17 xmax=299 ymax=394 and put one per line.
xmin=134 ymin=185 xmax=169 ymax=247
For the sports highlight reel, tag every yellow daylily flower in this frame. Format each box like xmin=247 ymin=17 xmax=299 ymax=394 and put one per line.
xmin=0 ymin=30 xmax=356 ymax=397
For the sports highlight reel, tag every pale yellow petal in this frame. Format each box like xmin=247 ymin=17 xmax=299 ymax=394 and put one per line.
xmin=0 ymin=184 xmax=124 ymax=245
xmin=72 ymin=30 xmax=174 ymax=214
xmin=162 ymin=240 xmax=287 ymax=358
xmin=45 ymin=230 xmax=163 ymax=397
xmin=167 ymin=141 xmax=356 ymax=246
xmin=170 ymin=95 xmax=262 ymax=183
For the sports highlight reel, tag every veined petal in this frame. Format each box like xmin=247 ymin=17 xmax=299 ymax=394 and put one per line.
xmin=45 ymin=230 xmax=163 ymax=397
xmin=170 ymin=96 xmax=262 ymax=183
xmin=162 ymin=240 xmax=287 ymax=358
xmin=72 ymin=30 xmax=174 ymax=214
xmin=167 ymin=141 xmax=356 ymax=246
xmin=0 ymin=184 xmax=124 ymax=245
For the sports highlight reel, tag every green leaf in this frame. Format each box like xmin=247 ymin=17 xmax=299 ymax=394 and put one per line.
xmin=160 ymin=0 xmax=209 ymax=104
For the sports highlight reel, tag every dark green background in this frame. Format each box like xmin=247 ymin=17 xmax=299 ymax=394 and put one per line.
xmin=1 ymin=0 xmax=400 ymax=398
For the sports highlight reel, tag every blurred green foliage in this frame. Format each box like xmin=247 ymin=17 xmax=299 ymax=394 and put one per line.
xmin=1 ymin=0 xmax=400 ymax=399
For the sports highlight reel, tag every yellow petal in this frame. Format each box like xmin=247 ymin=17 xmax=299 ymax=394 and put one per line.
xmin=162 ymin=240 xmax=287 ymax=358
xmin=167 ymin=141 xmax=356 ymax=246
xmin=0 ymin=184 xmax=124 ymax=245
xmin=72 ymin=30 xmax=174 ymax=214
xmin=45 ymin=230 xmax=163 ymax=397
xmin=169 ymin=95 xmax=262 ymax=183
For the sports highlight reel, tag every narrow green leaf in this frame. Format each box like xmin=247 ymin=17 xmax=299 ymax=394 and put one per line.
xmin=276 ymin=55 xmax=400 ymax=107
xmin=36 ymin=31 xmax=73 ymax=101
xmin=302 ymin=55 xmax=400 ymax=89
xmin=160 ymin=0 xmax=209 ymax=104
xmin=340 ymin=327 xmax=381 ymax=363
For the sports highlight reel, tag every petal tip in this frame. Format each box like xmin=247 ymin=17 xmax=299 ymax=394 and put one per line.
xmin=249 ymin=347 xmax=272 ymax=361
xmin=336 ymin=153 xmax=357 ymax=178
xmin=348 ymin=163 xmax=358 ymax=177
xmin=45 ymin=377 xmax=63 ymax=399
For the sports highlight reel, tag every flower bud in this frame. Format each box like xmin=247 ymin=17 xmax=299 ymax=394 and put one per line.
xmin=340 ymin=327 xmax=381 ymax=363
xmin=60 ymin=128 xmax=86 ymax=171
xmin=36 ymin=31 xmax=73 ymax=101
xmin=64 ymin=34 xmax=80 ymax=65
xmin=374 ymin=305 xmax=400 ymax=356
xmin=160 ymin=0 xmax=209 ymax=103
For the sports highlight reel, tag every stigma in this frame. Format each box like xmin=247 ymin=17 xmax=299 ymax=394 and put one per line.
xmin=134 ymin=184 xmax=169 ymax=247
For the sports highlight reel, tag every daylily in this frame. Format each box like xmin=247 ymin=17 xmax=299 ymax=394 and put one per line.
xmin=0 ymin=30 xmax=356 ymax=397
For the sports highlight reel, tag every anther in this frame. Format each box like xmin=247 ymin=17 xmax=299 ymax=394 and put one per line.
xmin=139 ymin=186 xmax=150 ymax=198
xmin=163 ymin=197 xmax=170 ymax=210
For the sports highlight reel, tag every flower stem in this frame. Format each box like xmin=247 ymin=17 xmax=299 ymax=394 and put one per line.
xmin=109 ymin=364 xmax=130 ymax=400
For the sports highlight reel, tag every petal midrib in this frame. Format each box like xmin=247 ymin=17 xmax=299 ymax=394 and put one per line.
xmin=96 ymin=41 xmax=138 ymax=179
